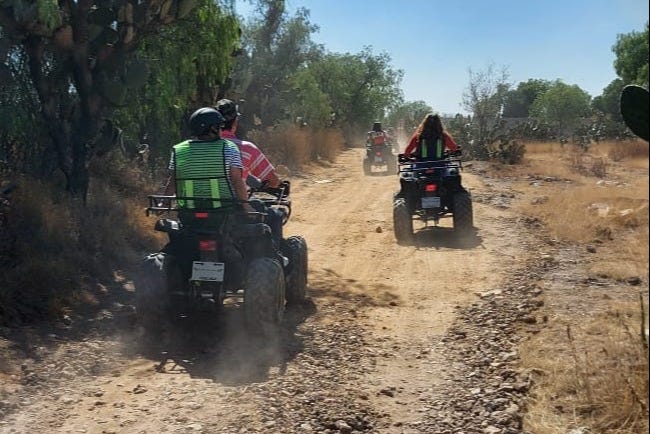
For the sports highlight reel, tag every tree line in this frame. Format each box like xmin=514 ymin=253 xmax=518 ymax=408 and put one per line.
xmin=1 ymin=1 xmax=648 ymax=200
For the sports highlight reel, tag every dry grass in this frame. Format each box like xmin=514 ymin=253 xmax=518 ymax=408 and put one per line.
xmin=247 ymin=123 xmax=344 ymax=170
xmin=513 ymin=141 xmax=649 ymax=433
xmin=0 ymin=159 xmax=163 ymax=325
xmin=521 ymin=304 xmax=649 ymax=434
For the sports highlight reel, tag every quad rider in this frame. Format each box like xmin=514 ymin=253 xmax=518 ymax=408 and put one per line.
xmin=163 ymin=107 xmax=252 ymax=215
xmin=403 ymin=113 xmax=459 ymax=161
xmin=215 ymin=98 xmax=287 ymax=253
xmin=366 ymin=121 xmax=389 ymax=155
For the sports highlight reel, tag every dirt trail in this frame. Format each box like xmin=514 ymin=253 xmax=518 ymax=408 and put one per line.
xmin=0 ymin=148 xmax=538 ymax=434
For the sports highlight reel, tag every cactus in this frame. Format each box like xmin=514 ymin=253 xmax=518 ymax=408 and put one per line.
xmin=620 ymin=85 xmax=649 ymax=142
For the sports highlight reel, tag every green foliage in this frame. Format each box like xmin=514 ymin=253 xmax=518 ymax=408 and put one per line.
xmin=502 ymin=79 xmax=552 ymax=118
xmin=530 ymin=80 xmax=591 ymax=135
xmin=112 ymin=0 xmax=240 ymax=159
xmin=613 ymin=22 xmax=649 ymax=87
xmin=307 ymin=48 xmax=404 ymax=133
xmin=285 ymin=69 xmax=332 ymax=128
xmin=591 ymin=78 xmax=625 ymax=121
xmin=0 ymin=0 xmax=221 ymax=197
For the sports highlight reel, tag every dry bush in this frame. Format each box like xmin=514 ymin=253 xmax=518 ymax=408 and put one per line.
xmin=246 ymin=124 xmax=344 ymax=170
xmin=522 ymin=305 xmax=649 ymax=434
xmin=0 ymin=168 xmax=162 ymax=326
xmin=524 ymin=140 xmax=566 ymax=156
xmin=568 ymin=150 xmax=610 ymax=178
xmin=603 ymin=140 xmax=649 ymax=162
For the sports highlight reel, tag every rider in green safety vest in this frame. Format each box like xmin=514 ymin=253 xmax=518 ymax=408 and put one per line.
xmin=163 ymin=107 xmax=253 ymax=215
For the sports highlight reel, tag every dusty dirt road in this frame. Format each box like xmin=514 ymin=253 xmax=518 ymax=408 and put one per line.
xmin=0 ymin=148 xmax=547 ymax=433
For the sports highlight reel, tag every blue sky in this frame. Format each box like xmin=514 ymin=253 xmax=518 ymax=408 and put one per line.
xmin=235 ymin=0 xmax=649 ymax=115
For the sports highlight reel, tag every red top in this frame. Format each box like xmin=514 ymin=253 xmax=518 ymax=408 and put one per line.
xmin=221 ymin=130 xmax=276 ymax=182
xmin=403 ymin=131 xmax=458 ymax=155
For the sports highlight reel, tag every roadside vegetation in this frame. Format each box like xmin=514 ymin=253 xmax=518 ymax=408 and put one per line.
xmin=0 ymin=2 xmax=648 ymax=430
xmin=516 ymin=139 xmax=649 ymax=433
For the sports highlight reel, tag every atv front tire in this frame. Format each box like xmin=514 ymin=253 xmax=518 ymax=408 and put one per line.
xmin=393 ymin=198 xmax=413 ymax=244
xmin=282 ymin=236 xmax=308 ymax=304
xmin=244 ymin=257 xmax=285 ymax=333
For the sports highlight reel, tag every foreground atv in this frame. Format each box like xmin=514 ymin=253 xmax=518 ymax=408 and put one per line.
xmin=363 ymin=144 xmax=397 ymax=175
xmin=137 ymin=181 xmax=308 ymax=333
xmin=393 ymin=151 xmax=473 ymax=243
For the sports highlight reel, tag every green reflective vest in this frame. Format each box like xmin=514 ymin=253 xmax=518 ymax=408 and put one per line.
xmin=419 ymin=136 xmax=443 ymax=159
xmin=173 ymin=139 xmax=238 ymax=210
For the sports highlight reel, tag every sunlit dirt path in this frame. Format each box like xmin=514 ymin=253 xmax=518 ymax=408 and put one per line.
xmin=1 ymin=148 xmax=529 ymax=434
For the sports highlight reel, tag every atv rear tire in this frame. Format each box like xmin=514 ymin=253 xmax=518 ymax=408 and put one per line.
xmin=282 ymin=236 xmax=308 ymax=304
xmin=386 ymin=155 xmax=397 ymax=175
xmin=135 ymin=253 xmax=170 ymax=325
xmin=393 ymin=198 xmax=413 ymax=244
xmin=452 ymin=192 xmax=473 ymax=235
xmin=244 ymin=257 xmax=285 ymax=333
xmin=363 ymin=159 xmax=371 ymax=176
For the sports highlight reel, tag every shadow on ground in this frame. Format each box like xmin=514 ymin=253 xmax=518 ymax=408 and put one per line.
xmin=411 ymin=226 xmax=483 ymax=250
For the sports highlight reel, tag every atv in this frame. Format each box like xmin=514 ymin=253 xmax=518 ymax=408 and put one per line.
xmin=136 ymin=178 xmax=308 ymax=333
xmin=363 ymin=143 xmax=397 ymax=175
xmin=392 ymin=150 xmax=473 ymax=243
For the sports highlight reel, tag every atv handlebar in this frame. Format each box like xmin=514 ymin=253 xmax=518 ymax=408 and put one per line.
xmin=398 ymin=149 xmax=463 ymax=164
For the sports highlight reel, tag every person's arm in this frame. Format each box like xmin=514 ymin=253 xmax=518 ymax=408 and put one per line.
xmin=403 ymin=134 xmax=418 ymax=155
xmin=229 ymin=167 xmax=248 ymax=201
xmin=443 ymin=132 xmax=458 ymax=151
xmin=247 ymin=143 xmax=281 ymax=188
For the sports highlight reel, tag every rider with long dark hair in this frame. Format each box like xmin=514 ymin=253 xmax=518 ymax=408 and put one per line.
xmin=403 ymin=113 xmax=458 ymax=160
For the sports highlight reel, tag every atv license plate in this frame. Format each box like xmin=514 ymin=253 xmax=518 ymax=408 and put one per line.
xmin=421 ymin=197 xmax=441 ymax=209
xmin=374 ymin=156 xmax=383 ymax=163
xmin=191 ymin=261 xmax=225 ymax=282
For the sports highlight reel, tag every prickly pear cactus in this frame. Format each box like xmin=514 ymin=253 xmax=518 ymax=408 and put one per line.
xmin=620 ymin=85 xmax=649 ymax=142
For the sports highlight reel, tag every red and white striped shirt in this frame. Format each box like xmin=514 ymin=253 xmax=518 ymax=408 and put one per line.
xmin=221 ymin=130 xmax=276 ymax=182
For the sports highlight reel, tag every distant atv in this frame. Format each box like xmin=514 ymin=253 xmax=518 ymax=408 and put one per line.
xmin=392 ymin=151 xmax=473 ymax=243
xmin=363 ymin=143 xmax=397 ymax=175
xmin=136 ymin=179 xmax=308 ymax=333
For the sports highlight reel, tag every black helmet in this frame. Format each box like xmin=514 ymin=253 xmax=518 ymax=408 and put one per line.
xmin=372 ymin=121 xmax=382 ymax=132
xmin=189 ymin=107 xmax=224 ymax=136
xmin=215 ymin=98 xmax=241 ymax=122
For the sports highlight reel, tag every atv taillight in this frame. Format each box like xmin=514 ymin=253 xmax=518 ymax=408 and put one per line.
xmin=425 ymin=184 xmax=438 ymax=192
xmin=194 ymin=212 xmax=209 ymax=219
xmin=376 ymin=151 xmax=382 ymax=156
xmin=199 ymin=239 xmax=217 ymax=251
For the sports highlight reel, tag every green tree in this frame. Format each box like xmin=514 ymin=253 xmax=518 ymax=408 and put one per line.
xmin=112 ymin=1 xmax=240 ymax=159
xmin=0 ymin=0 xmax=230 ymax=199
xmin=502 ymin=78 xmax=551 ymax=118
xmin=613 ymin=22 xmax=649 ymax=87
xmin=284 ymin=68 xmax=332 ymax=128
xmin=230 ymin=1 xmax=322 ymax=132
xmin=530 ymin=80 xmax=591 ymax=136
xmin=591 ymin=78 xmax=625 ymax=121
xmin=309 ymin=48 xmax=404 ymax=134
